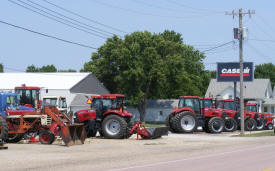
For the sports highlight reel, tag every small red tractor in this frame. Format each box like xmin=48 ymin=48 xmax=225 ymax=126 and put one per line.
xmin=166 ymin=96 xmax=226 ymax=134
xmin=74 ymin=94 xmax=168 ymax=139
xmin=217 ymin=99 xmax=265 ymax=131
xmin=246 ymin=102 xmax=274 ymax=130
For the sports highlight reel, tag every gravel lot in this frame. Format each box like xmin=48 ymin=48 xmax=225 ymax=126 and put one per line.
xmin=1 ymin=131 xmax=274 ymax=171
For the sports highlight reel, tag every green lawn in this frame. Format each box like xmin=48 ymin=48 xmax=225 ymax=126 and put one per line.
xmin=144 ymin=123 xmax=165 ymax=127
xmin=232 ymin=130 xmax=275 ymax=137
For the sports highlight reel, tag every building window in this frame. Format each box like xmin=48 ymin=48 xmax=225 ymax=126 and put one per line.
xmin=264 ymin=107 xmax=268 ymax=112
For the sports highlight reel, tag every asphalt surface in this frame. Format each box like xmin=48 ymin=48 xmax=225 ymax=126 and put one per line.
xmin=1 ymin=132 xmax=275 ymax=171
xmin=110 ymin=143 xmax=275 ymax=171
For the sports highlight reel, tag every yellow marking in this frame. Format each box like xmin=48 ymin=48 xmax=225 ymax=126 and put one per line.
xmin=262 ymin=168 xmax=272 ymax=171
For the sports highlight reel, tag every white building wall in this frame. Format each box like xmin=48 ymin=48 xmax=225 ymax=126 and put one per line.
xmin=219 ymin=87 xmax=238 ymax=99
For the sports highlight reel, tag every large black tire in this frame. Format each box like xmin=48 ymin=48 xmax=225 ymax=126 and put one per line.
xmin=208 ymin=117 xmax=224 ymax=134
xmin=124 ymin=119 xmax=134 ymax=138
xmin=39 ymin=130 xmax=55 ymax=144
xmin=165 ymin=115 xmax=175 ymax=132
xmin=224 ymin=117 xmax=237 ymax=132
xmin=102 ymin=115 xmax=128 ymax=139
xmin=244 ymin=118 xmax=257 ymax=131
xmin=171 ymin=111 xmax=197 ymax=133
xmin=255 ymin=118 xmax=265 ymax=131
xmin=85 ymin=119 xmax=97 ymax=138
xmin=266 ymin=123 xmax=274 ymax=130
xmin=6 ymin=134 xmax=24 ymax=143
xmin=0 ymin=117 xmax=8 ymax=141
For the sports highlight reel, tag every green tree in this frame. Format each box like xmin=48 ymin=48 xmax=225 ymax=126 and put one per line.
xmin=0 ymin=63 xmax=3 ymax=72
xmin=82 ymin=30 xmax=209 ymax=122
xmin=58 ymin=69 xmax=77 ymax=72
xmin=26 ymin=64 xmax=57 ymax=72
xmin=255 ymin=63 xmax=275 ymax=88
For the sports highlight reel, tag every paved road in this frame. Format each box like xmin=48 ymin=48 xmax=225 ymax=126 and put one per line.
xmin=110 ymin=143 xmax=275 ymax=171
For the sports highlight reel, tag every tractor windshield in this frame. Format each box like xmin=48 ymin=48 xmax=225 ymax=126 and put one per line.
xmin=246 ymin=105 xmax=257 ymax=112
xmin=6 ymin=95 xmax=18 ymax=106
xmin=59 ymin=98 xmax=67 ymax=108
xmin=179 ymin=98 xmax=200 ymax=113
xmin=202 ymin=99 xmax=213 ymax=108
xmin=42 ymin=98 xmax=58 ymax=107
xmin=222 ymin=101 xmax=236 ymax=110
xmin=92 ymin=97 xmax=125 ymax=110
xmin=15 ymin=89 xmax=39 ymax=107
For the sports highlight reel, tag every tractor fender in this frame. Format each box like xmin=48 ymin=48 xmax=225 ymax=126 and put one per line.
xmin=75 ymin=109 xmax=96 ymax=122
xmin=103 ymin=110 xmax=133 ymax=118
xmin=170 ymin=107 xmax=194 ymax=115
xmin=221 ymin=112 xmax=227 ymax=119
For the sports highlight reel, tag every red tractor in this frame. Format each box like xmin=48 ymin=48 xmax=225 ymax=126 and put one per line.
xmin=217 ymin=99 xmax=265 ymax=131
xmin=74 ymin=94 xmax=168 ymax=139
xmin=74 ymin=94 xmax=134 ymax=139
xmin=246 ymin=103 xmax=274 ymax=130
xmin=166 ymin=96 xmax=226 ymax=134
xmin=201 ymin=98 xmax=237 ymax=132
xmin=15 ymin=84 xmax=41 ymax=108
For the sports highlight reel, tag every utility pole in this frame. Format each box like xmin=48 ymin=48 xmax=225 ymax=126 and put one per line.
xmin=225 ymin=9 xmax=255 ymax=134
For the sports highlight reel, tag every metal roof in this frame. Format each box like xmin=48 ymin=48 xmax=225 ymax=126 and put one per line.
xmin=0 ymin=73 xmax=91 ymax=90
xmin=205 ymin=79 xmax=272 ymax=99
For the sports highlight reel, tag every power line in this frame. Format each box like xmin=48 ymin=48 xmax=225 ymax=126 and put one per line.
xmin=246 ymin=42 xmax=273 ymax=62
xmin=9 ymin=0 xmax=107 ymax=39
xmin=251 ymin=17 xmax=274 ymax=39
xmin=0 ymin=19 xmax=97 ymax=49
xmin=25 ymin=0 xmax=118 ymax=36
xmin=202 ymin=41 xmax=235 ymax=53
xmin=131 ymin=0 xmax=206 ymax=14
xmin=89 ymin=0 xmax=214 ymax=20
xmin=249 ymin=38 xmax=275 ymax=43
xmin=165 ymin=0 xmax=223 ymax=14
xmin=41 ymin=0 xmax=127 ymax=34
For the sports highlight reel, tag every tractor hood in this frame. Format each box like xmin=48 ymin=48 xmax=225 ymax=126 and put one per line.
xmin=170 ymin=107 xmax=194 ymax=114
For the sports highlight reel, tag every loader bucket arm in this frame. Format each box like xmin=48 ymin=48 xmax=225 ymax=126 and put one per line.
xmin=43 ymin=107 xmax=86 ymax=146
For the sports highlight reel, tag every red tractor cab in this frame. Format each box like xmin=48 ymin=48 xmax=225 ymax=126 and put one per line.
xmin=74 ymin=94 xmax=133 ymax=139
xmin=246 ymin=103 xmax=273 ymax=130
xmin=14 ymin=85 xmax=40 ymax=108
xmin=166 ymin=96 xmax=225 ymax=134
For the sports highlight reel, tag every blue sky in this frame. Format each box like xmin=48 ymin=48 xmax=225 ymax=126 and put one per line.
xmin=0 ymin=0 xmax=274 ymax=72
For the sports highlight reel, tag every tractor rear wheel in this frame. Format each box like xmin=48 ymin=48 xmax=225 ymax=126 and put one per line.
xmin=266 ymin=123 xmax=273 ymax=130
xmin=171 ymin=111 xmax=197 ymax=133
xmin=85 ymin=119 xmax=97 ymax=138
xmin=124 ymin=119 xmax=134 ymax=138
xmin=39 ymin=130 xmax=55 ymax=144
xmin=0 ymin=117 xmax=8 ymax=141
xmin=102 ymin=115 xmax=127 ymax=139
xmin=244 ymin=118 xmax=257 ymax=131
xmin=208 ymin=117 xmax=224 ymax=134
xmin=255 ymin=119 xmax=264 ymax=130
xmin=6 ymin=134 xmax=24 ymax=143
xmin=224 ymin=118 xmax=237 ymax=132
xmin=165 ymin=115 xmax=175 ymax=132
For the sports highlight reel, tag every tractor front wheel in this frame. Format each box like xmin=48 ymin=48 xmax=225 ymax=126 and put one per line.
xmin=102 ymin=115 xmax=127 ymax=139
xmin=266 ymin=123 xmax=273 ymax=130
xmin=0 ymin=117 xmax=8 ymax=141
xmin=6 ymin=134 xmax=24 ymax=143
xmin=255 ymin=119 xmax=265 ymax=131
xmin=208 ymin=117 xmax=224 ymax=134
xmin=171 ymin=111 xmax=197 ymax=133
xmin=224 ymin=118 xmax=237 ymax=132
xmin=39 ymin=130 xmax=55 ymax=144
xmin=244 ymin=118 xmax=257 ymax=131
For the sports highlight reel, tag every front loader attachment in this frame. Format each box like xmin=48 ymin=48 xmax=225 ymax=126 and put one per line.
xmin=130 ymin=122 xmax=169 ymax=139
xmin=43 ymin=107 xmax=86 ymax=146
xmin=59 ymin=124 xmax=86 ymax=146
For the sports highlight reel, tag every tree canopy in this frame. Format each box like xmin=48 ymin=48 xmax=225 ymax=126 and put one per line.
xmin=0 ymin=63 xmax=3 ymax=72
xmin=26 ymin=65 xmax=76 ymax=72
xmin=255 ymin=63 xmax=275 ymax=88
xmin=82 ymin=30 xmax=210 ymax=122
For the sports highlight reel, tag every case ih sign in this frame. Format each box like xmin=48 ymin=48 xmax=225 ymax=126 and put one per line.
xmin=217 ymin=62 xmax=253 ymax=82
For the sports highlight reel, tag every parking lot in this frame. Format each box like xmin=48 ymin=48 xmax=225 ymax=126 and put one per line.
xmin=1 ymin=131 xmax=275 ymax=171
